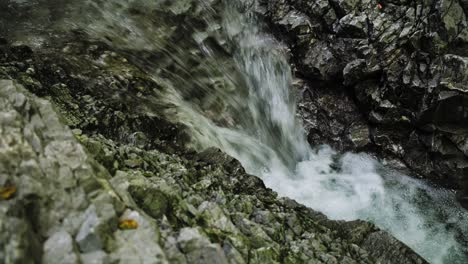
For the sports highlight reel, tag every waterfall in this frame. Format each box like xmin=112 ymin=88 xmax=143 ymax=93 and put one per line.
xmin=58 ymin=0 xmax=468 ymax=263
xmin=168 ymin=3 xmax=468 ymax=263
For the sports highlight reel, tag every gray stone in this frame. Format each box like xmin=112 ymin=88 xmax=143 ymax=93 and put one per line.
xmin=42 ymin=231 xmax=80 ymax=264
xmin=81 ymin=250 xmax=109 ymax=264
xmin=76 ymin=204 xmax=116 ymax=253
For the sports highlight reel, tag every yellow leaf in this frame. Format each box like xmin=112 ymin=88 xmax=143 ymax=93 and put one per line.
xmin=119 ymin=219 xmax=139 ymax=230
xmin=0 ymin=186 xmax=17 ymax=200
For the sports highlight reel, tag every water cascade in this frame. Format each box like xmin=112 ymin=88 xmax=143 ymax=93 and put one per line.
xmin=173 ymin=3 xmax=468 ymax=263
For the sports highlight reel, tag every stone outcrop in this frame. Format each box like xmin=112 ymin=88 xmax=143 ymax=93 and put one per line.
xmin=260 ymin=0 xmax=468 ymax=208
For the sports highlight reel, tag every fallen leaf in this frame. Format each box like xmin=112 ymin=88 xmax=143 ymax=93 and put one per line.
xmin=119 ymin=219 xmax=139 ymax=230
xmin=0 ymin=186 xmax=17 ymax=200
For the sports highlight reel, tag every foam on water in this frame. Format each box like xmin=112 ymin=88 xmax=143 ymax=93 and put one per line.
xmin=263 ymin=148 xmax=467 ymax=263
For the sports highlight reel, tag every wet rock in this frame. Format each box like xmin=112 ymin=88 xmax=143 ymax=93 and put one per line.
xmin=262 ymin=0 xmax=468 ymax=208
xmin=349 ymin=124 xmax=371 ymax=149
xmin=302 ymin=41 xmax=341 ymax=81
xmin=361 ymin=231 xmax=426 ymax=264
xmin=335 ymin=14 xmax=368 ymax=38
xmin=343 ymin=59 xmax=367 ymax=85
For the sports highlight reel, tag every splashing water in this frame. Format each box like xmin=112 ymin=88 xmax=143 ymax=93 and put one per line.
xmin=8 ymin=0 xmax=467 ymax=263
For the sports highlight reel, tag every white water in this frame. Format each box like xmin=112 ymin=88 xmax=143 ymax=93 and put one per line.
xmin=71 ymin=0 xmax=468 ymax=263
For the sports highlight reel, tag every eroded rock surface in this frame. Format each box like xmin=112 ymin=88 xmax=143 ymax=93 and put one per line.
xmin=260 ymin=0 xmax=468 ymax=207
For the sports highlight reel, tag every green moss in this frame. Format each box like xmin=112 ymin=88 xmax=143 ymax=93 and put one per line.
xmin=250 ymin=247 xmax=280 ymax=264
xmin=129 ymin=185 xmax=171 ymax=219
xmin=17 ymin=72 xmax=42 ymax=93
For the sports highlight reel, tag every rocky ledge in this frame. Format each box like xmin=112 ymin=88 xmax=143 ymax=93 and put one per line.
xmin=0 ymin=32 xmax=427 ymax=263
xmin=259 ymin=0 xmax=468 ymax=208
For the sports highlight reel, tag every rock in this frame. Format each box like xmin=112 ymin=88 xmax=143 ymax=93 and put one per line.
xmin=109 ymin=210 xmax=167 ymax=264
xmin=76 ymin=204 xmax=116 ymax=253
xmin=42 ymin=231 xmax=80 ymax=264
xmin=343 ymin=59 xmax=367 ymax=85
xmin=177 ymin=228 xmax=211 ymax=252
xmin=441 ymin=0 xmax=467 ymax=41
xmin=197 ymin=201 xmax=238 ymax=234
xmin=128 ymin=183 xmax=171 ymax=220
xmin=349 ymin=124 xmax=371 ymax=149
xmin=362 ymin=231 xmax=426 ymax=264
xmin=81 ymin=250 xmax=109 ymax=264
xmin=335 ymin=14 xmax=368 ymax=38
xmin=302 ymin=41 xmax=341 ymax=81
xmin=177 ymin=228 xmax=228 ymax=264
xmin=330 ymin=0 xmax=361 ymax=15
xmin=0 ymin=56 xmax=427 ymax=263
xmin=262 ymin=0 xmax=468 ymax=208
xmin=186 ymin=244 xmax=228 ymax=264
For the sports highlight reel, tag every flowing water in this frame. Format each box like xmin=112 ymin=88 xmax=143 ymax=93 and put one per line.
xmin=167 ymin=3 xmax=468 ymax=263
xmin=4 ymin=0 xmax=468 ymax=263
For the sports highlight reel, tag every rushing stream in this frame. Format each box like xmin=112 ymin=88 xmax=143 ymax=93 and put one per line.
xmin=5 ymin=0 xmax=468 ymax=263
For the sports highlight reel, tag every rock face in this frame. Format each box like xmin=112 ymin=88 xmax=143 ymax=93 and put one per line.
xmin=260 ymin=0 xmax=468 ymax=208
xmin=0 ymin=13 xmax=427 ymax=264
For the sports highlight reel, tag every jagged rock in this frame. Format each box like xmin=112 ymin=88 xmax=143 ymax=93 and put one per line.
xmin=76 ymin=203 xmax=116 ymax=253
xmin=262 ymin=0 xmax=468 ymax=208
xmin=335 ymin=13 xmax=368 ymax=38
xmin=361 ymin=231 xmax=426 ymax=264
xmin=330 ymin=0 xmax=362 ymax=16
xmin=177 ymin=228 xmax=229 ymax=264
xmin=343 ymin=59 xmax=367 ymax=85
xmin=302 ymin=41 xmax=342 ymax=81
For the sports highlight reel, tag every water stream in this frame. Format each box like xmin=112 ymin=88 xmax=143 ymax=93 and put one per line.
xmin=4 ymin=0 xmax=468 ymax=263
